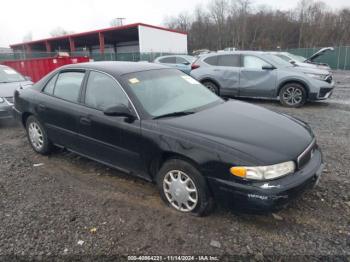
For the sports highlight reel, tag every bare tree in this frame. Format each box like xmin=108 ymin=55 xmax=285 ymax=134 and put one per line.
xmin=163 ymin=0 xmax=350 ymax=52
xmin=50 ymin=27 xmax=74 ymax=37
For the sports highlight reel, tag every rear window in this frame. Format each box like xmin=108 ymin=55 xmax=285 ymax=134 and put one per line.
xmin=43 ymin=74 xmax=58 ymax=95
xmin=53 ymin=72 xmax=85 ymax=103
xmin=204 ymin=56 xmax=218 ymax=66
xmin=176 ymin=57 xmax=189 ymax=64
xmin=217 ymin=55 xmax=240 ymax=67
xmin=159 ymin=57 xmax=176 ymax=64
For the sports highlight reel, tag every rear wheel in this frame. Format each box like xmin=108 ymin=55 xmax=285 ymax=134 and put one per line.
xmin=202 ymin=81 xmax=219 ymax=95
xmin=156 ymin=159 xmax=214 ymax=216
xmin=279 ymin=83 xmax=307 ymax=107
xmin=26 ymin=116 xmax=52 ymax=155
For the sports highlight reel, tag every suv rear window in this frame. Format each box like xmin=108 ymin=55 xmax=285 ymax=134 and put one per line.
xmin=217 ymin=55 xmax=240 ymax=67
xmin=204 ymin=56 xmax=218 ymax=66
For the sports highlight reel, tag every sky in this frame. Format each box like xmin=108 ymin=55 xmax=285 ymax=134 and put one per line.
xmin=0 ymin=0 xmax=349 ymax=47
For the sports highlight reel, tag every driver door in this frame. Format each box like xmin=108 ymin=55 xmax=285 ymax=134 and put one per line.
xmin=239 ymin=55 xmax=277 ymax=98
xmin=77 ymin=70 xmax=146 ymax=177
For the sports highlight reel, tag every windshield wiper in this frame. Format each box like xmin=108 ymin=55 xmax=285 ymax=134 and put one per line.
xmin=153 ymin=111 xmax=195 ymax=119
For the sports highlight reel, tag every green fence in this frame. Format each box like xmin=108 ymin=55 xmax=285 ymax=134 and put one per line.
xmin=0 ymin=51 xmax=182 ymax=63
xmin=286 ymin=46 xmax=350 ymax=70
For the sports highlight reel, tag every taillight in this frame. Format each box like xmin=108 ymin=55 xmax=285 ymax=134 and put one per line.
xmin=191 ymin=64 xmax=200 ymax=70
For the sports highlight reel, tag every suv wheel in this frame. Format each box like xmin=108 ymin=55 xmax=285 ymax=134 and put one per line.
xmin=279 ymin=83 xmax=306 ymax=107
xmin=26 ymin=116 xmax=52 ymax=155
xmin=202 ymin=81 xmax=219 ymax=95
xmin=156 ymin=159 xmax=214 ymax=216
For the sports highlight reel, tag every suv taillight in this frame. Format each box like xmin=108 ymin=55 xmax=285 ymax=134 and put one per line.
xmin=191 ymin=64 xmax=200 ymax=70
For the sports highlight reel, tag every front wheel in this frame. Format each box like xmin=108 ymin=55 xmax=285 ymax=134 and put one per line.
xmin=156 ymin=159 xmax=214 ymax=216
xmin=279 ymin=83 xmax=307 ymax=107
xmin=26 ymin=116 xmax=52 ymax=155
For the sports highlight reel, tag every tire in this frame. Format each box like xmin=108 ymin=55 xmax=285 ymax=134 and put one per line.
xmin=279 ymin=83 xmax=307 ymax=107
xmin=25 ymin=116 xmax=52 ymax=155
xmin=156 ymin=158 xmax=214 ymax=216
xmin=202 ymin=81 xmax=219 ymax=95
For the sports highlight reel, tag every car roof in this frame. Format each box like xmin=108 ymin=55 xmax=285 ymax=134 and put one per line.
xmin=60 ymin=61 xmax=169 ymax=77
xmin=199 ymin=51 xmax=267 ymax=58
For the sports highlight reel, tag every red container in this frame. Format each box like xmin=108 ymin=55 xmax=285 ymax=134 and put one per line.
xmin=1 ymin=56 xmax=90 ymax=82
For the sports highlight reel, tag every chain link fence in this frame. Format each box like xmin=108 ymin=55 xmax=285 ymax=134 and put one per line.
xmin=0 ymin=51 xmax=182 ymax=63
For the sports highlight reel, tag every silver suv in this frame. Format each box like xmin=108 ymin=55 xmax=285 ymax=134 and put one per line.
xmin=190 ymin=51 xmax=334 ymax=107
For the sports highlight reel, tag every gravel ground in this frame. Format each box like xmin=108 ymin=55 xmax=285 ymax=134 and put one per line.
xmin=0 ymin=72 xmax=349 ymax=261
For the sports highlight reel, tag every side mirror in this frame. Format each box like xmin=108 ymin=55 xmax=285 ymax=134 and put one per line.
xmin=262 ymin=64 xmax=276 ymax=70
xmin=103 ymin=104 xmax=136 ymax=120
xmin=182 ymin=62 xmax=191 ymax=65
xmin=25 ymin=76 xmax=32 ymax=81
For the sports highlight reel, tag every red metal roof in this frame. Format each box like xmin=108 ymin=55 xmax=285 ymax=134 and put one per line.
xmin=10 ymin=23 xmax=187 ymax=47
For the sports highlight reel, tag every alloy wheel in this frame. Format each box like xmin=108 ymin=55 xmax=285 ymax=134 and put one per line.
xmin=282 ymin=86 xmax=303 ymax=106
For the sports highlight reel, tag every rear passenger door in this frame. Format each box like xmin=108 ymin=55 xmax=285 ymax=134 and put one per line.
xmin=37 ymin=70 xmax=86 ymax=150
xmin=239 ymin=55 xmax=277 ymax=98
xmin=204 ymin=54 xmax=241 ymax=96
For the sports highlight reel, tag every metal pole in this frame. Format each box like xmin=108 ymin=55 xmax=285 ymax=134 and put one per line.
xmin=344 ymin=46 xmax=348 ymax=70
xmin=337 ymin=47 xmax=341 ymax=70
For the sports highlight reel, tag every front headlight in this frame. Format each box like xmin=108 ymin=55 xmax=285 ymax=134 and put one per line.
xmin=0 ymin=97 xmax=4 ymax=103
xmin=230 ymin=161 xmax=295 ymax=180
xmin=305 ymin=73 xmax=327 ymax=81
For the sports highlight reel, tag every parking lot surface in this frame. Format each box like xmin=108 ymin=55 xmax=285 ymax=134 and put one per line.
xmin=0 ymin=72 xmax=349 ymax=260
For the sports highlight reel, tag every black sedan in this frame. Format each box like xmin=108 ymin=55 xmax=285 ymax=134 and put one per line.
xmin=13 ymin=62 xmax=324 ymax=215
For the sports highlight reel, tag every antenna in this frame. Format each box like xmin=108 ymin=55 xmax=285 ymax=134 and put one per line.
xmin=111 ymin=18 xmax=126 ymax=27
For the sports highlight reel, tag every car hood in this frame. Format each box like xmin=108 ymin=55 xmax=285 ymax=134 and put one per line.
xmin=291 ymin=65 xmax=330 ymax=75
xmin=0 ymin=81 xmax=32 ymax=97
xmin=306 ymin=47 xmax=334 ymax=62
xmin=296 ymin=62 xmax=330 ymax=70
xmin=160 ymin=100 xmax=314 ymax=165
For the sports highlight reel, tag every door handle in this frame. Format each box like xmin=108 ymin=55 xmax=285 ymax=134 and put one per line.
xmin=37 ymin=104 xmax=46 ymax=112
xmin=80 ymin=116 xmax=91 ymax=126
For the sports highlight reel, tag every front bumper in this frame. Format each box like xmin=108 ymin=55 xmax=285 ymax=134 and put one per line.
xmin=309 ymin=81 xmax=335 ymax=101
xmin=208 ymin=147 xmax=323 ymax=212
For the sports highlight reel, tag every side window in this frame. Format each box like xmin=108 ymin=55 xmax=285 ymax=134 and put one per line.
xmin=243 ymin=56 xmax=271 ymax=69
xmin=54 ymin=72 xmax=85 ymax=102
xmin=176 ymin=57 xmax=189 ymax=64
xmin=217 ymin=55 xmax=240 ymax=67
xmin=85 ymin=71 xmax=129 ymax=111
xmin=159 ymin=57 xmax=176 ymax=64
xmin=204 ymin=56 xmax=218 ymax=66
xmin=43 ymin=74 xmax=58 ymax=95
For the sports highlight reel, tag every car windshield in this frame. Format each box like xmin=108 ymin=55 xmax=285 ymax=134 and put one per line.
xmin=123 ymin=69 xmax=222 ymax=118
xmin=262 ymin=54 xmax=293 ymax=68
xmin=0 ymin=67 xmax=25 ymax=83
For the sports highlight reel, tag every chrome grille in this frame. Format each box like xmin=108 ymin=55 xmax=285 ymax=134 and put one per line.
xmin=297 ymin=139 xmax=316 ymax=169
